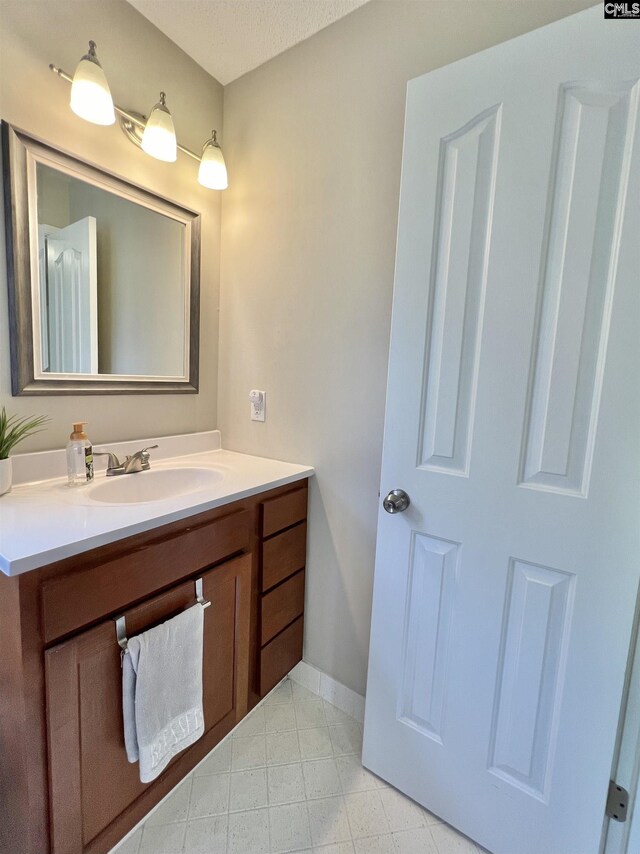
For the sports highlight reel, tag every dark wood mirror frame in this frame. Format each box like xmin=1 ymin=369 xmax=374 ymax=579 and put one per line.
xmin=1 ymin=122 xmax=201 ymax=395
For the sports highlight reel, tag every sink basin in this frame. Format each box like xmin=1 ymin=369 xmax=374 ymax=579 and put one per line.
xmin=86 ymin=467 xmax=223 ymax=504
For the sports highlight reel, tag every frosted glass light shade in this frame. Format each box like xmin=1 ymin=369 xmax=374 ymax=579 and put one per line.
xmin=198 ymin=131 xmax=228 ymax=190
xmin=70 ymin=41 xmax=115 ymax=126
xmin=141 ymin=92 xmax=177 ymax=162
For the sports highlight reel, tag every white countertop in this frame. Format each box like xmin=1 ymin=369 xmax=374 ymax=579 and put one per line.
xmin=0 ymin=433 xmax=313 ymax=576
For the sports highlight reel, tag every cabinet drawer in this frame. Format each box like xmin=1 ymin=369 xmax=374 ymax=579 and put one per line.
xmin=261 ymin=570 xmax=305 ymax=646
xmin=261 ymin=522 xmax=307 ymax=592
xmin=261 ymin=487 xmax=308 ymax=538
xmin=42 ymin=508 xmax=250 ymax=643
xmin=260 ymin=616 xmax=304 ymax=695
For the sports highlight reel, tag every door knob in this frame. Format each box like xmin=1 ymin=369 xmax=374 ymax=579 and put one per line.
xmin=383 ymin=489 xmax=411 ymax=514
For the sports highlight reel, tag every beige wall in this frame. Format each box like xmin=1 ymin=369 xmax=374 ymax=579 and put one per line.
xmin=0 ymin=0 xmax=223 ymax=450
xmin=219 ymin=0 xmax=594 ymax=695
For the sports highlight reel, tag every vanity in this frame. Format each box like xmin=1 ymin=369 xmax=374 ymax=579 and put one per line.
xmin=0 ymin=436 xmax=312 ymax=854
xmin=0 ymin=116 xmax=312 ymax=853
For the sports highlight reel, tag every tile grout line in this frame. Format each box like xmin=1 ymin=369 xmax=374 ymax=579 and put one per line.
xmin=298 ymin=720 xmax=314 ymax=851
xmin=183 ymin=773 xmax=196 ymax=826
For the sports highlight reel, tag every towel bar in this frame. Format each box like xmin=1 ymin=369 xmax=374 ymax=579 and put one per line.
xmin=114 ymin=576 xmax=211 ymax=653
xmin=116 ymin=615 xmax=128 ymax=652
xmin=195 ymin=577 xmax=211 ymax=610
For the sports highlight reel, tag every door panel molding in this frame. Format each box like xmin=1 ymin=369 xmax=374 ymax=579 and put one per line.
xmin=519 ymin=79 xmax=639 ymax=498
xmin=417 ymin=105 xmax=501 ymax=477
xmin=398 ymin=532 xmax=460 ymax=742
xmin=488 ymin=558 xmax=576 ymax=801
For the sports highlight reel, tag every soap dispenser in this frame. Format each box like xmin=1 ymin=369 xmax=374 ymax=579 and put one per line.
xmin=67 ymin=422 xmax=94 ymax=486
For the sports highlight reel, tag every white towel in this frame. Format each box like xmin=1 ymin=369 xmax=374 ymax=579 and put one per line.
xmin=122 ymin=603 xmax=205 ymax=783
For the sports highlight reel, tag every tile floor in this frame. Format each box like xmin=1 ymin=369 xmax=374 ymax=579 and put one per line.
xmin=111 ymin=678 xmax=487 ymax=854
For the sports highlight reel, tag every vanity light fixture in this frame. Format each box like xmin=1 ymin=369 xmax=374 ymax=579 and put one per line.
xmin=198 ymin=130 xmax=228 ymax=190
xmin=141 ymin=92 xmax=177 ymax=163
xmin=49 ymin=40 xmax=227 ymax=189
xmin=69 ymin=41 xmax=115 ymax=126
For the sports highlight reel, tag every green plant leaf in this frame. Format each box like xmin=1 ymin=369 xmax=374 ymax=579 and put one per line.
xmin=0 ymin=408 xmax=50 ymax=459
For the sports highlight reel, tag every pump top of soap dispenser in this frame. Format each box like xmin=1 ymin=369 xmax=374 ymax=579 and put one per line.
xmin=70 ymin=422 xmax=89 ymax=440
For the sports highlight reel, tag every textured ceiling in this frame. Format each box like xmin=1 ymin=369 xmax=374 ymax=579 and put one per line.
xmin=126 ymin=0 xmax=370 ymax=85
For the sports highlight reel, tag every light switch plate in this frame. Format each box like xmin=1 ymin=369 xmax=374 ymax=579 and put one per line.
xmin=249 ymin=389 xmax=266 ymax=422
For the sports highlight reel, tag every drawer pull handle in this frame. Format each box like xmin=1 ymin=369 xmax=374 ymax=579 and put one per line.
xmin=115 ymin=576 xmax=211 ymax=653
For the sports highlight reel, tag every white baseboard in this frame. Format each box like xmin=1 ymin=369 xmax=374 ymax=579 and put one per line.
xmin=288 ymin=660 xmax=365 ymax=724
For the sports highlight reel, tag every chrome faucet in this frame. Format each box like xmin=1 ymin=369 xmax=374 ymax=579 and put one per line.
xmin=94 ymin=445 xmax=159 ymax=476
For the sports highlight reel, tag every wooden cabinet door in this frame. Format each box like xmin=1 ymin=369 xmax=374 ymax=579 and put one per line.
xmin=44 ymin=554 xmax=251 ymax=854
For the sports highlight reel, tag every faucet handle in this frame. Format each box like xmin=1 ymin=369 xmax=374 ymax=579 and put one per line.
xmin=118 ymin=445 xmax=159 ymax=474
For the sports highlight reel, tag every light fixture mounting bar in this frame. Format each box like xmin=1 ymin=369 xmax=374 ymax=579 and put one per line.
xmin=49 ymin=63 xmax=201 ymax=162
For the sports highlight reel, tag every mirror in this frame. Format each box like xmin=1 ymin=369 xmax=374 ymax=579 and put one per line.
xmin=2 ymin=122 xmax=200 ymax=394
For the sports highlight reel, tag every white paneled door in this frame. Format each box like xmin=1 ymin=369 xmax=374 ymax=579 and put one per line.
xmin=41 ymin=216 xmax=98 ymax=374
xmin=363 ymin=8 xmax=640 ymax=854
